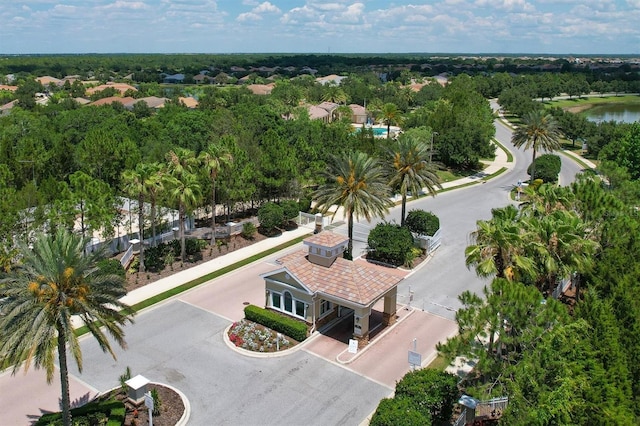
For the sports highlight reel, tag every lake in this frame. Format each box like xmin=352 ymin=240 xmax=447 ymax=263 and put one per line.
xmin=583 ymin=103 xmax=640 ymax=124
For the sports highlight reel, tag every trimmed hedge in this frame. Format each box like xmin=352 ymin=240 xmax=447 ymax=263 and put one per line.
xmin=405 ymin=210 xmax=440 ymax=237
xmin=36 ymin=398 xmax=125 ymax=425
xmin=244 ymin=304 xmax=308 ymax=342
xmin=367 ymin=222 xmax=415 ymax=267
xmin=528 ymin=153 xmax=561 ymax=182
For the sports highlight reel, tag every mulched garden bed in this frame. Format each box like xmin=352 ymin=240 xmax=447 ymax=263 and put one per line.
xmin=228 ymin=319 xmax=299 ymax=353
xmin=113 ymin=384 xmax=184 ymax=426
xmin=124 ymin=233 xmax=268 ymax=292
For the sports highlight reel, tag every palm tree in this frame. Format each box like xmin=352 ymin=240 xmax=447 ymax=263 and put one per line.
xmin=380 ymin=103 xmax=403 ymax=138
xmin=465 ymin=205 xmax=536 ymax=282
xmin=165 ymin=149 xmax=201 ymax=261
xmin=511 ymin=110 xmax=562 ymax=182
xmin=524 ymin=210 xmax=598 ymax=295
xmin=313 ymin=152 xmax=394 ymax=259
xmin=0 ymin=230 xmax=134 ymax=426
xmin=386 ymin=134 xmax=442 ymax=226
xmin=198 ymin=144 xmax=232 ymax=246
xmin=143 ymin=163 xmax=164 ymax=247
xmin=321 ymin=84 xmax=348 ymax=105
xmin=122 ymin=163 xmax=157 ymax=272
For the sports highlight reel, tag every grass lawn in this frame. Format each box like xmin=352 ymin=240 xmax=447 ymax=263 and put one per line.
xmin=545 ymin=94 xmax=640 ymax=110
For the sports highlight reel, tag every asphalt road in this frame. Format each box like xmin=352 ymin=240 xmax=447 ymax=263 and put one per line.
xmin=340 ymin=115 xmax=586 ymax=320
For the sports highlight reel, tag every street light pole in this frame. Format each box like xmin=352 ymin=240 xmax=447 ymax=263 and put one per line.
xmin=430 ymin=131 xmax=438 ymax=163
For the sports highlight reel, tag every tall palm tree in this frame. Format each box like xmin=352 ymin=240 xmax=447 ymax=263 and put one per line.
xmin=0 ymin=230 xmax=134 ymax=426
xmin=198 ymin=144 xmax=232 ymax=246
xmin=465 ymin=205 xmax=536 ymax=282
xmin=386 ymin=134 xmax=442 ymax=226
xmin=380 ymin=103 xmax=403 ymax=138
xmin=511 ymin=110 xmax=562 ymax=182
xmin=143 ymin=163 xmax=164 ymax=247
xmin=122 ymin=163 xmax=157 ymax=272
xmin=165 ymin=149 xmax=201 ymax=261
xmin=313 ymin=152 xmax=394 ymax=259
xmin=524 ymin=210 xmax=598 ymax=295
xmin=321 ymin=84 xmax=348 ymax=105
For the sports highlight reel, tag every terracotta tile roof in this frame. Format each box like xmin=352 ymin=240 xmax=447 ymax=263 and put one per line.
xmin=86 ymin=83 xmax=137 ymax=95
xmin=275 ymin=249 xmax=403 ymax=306
xmin=0 ymin=85 xmax=18 ymax=92
xmin=304 ymin=231 xmax=348 ymax=249
xmin=90 ymin=96 xmax=135 ymax=107
xmin=179 ymin=96 xmax=199 ymax=108
xmin=37 ymin=76 xmax=62 ymax=86
xmin=307 ymin=105 xmax=329 ymax=120
xmin=246 ymin=83 xmax=274 ymax=95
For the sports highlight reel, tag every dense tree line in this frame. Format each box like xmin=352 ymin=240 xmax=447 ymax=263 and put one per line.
xmin=0 ymin=72 xmax=496 ymax=261
xmin=441 ymin=175 xmax=640 ymax=424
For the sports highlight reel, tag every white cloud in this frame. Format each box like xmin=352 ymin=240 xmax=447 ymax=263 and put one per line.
xmin=254 ymin=2 xmax=281 ymax=13
xmin=101 ymin=1 xmax=148 ymax=10
xmin=237 ymin=12 xmax=262 ymax=22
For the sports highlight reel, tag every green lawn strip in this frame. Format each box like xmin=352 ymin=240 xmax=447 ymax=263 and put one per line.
xmin=560 ymin=150 xmax=593 ymax=170
xmin=425 ymin=354 xmax=449 ymax=371
xmin=74 ymin=234 xmax=310 ymax=337
xmin=546 ymin=94 xmax=640 ymax=109
xmin=493 ymin=138 xmax=513 ymax=162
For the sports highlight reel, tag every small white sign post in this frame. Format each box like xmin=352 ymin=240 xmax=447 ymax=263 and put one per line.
xmin=408 ymin=338 xmax=421 ymax=370
xmin=144 ymin=391 xmax=154 ymax=426
xmin=348 ymin=338 xmax=358 ymax=354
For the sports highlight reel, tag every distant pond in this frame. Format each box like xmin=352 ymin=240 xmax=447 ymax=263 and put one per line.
xmin=583 ymin=103 xmax=640 ymax=124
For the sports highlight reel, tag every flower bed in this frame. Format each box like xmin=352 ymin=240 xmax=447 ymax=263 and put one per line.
xmin=228 ymin=319 xmax=299 ymax=352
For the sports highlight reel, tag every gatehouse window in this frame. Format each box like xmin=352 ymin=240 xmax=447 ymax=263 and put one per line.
xmin=271 ymin=292 xmax=281 ymax=309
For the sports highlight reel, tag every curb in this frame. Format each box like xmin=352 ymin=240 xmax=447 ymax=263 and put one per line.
xmin=222 ymin=322 xmax=322 ymax=358
xmin=335 ymin=306 xmax=416 ymax=365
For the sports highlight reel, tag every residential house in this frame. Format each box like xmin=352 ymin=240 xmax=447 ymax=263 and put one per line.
xmin=316 ymin=74 xmax=346 ymax=86
xmin=86 ymin=82 xmax=137 ymax=96
xmin=349 ymin=104 xmax=367 ymax=124
xmin=261 ymin=231 xmax=402 ymax=347
xmin=89 ymin=96 xmax=136 ymax=107
xmin=179 ymin=96 xmax=199 ymax=109
xmin=162 ymin=73 xmax=185 ymax=84
xmin=246 ymin=83 xmax=274 ymax=95
xmin=307 ymin=105 xmax=330 ymax=123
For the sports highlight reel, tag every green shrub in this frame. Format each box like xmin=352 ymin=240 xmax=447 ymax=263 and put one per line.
xmin=144 ymin=245 xmax=167 ymax=272
xmin=242 ymin=222 xmax=257 ymax=239
xmin=370 ymin=397 xmax=431 ymax=426
xmin=298 ymin=197 xmax=312 ymax=213
xmin=279 ymin=200 xmax=299 ymax=222
xmin=127 ymin=257 xmax=140 ymax=274
xmin=405 ymin=210 xmax=440 ymax=236
xmin=528 ymin=154 xmax=561 ymax=182
xmin=367 ymin=222 xmax=415 ymax=267
xmin=98 ymin=258 xmax=126 ymax=278
xmin=244 ymin=304 xmax=308 ymax=342
xmin=151 ymin=388 xmax=162 ymax=416
xmin=394 ymin=369 xmax=459 ymax=423
xmin=258 ymin=202 xmax=284 ymax=232
xmin=36 ymin=399 xmax=125 ymax=425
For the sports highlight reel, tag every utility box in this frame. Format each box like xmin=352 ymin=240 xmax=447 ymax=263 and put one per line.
xmin=129 ymin=239 xmax=140 ymax=254
xmin=125 ymin=375 xmax=150 ymax=405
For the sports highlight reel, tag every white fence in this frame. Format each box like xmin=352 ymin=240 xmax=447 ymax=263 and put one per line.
xmin=414 ymin=228 xmax=442 ymax=255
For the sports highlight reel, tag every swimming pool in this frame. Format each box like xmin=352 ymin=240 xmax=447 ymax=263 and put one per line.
xmin=353 ymin=126 xmax=390 ymax=137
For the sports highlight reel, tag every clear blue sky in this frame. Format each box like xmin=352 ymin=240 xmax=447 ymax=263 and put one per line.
xmin=1 ymin=1 xmax=639 ymax=55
